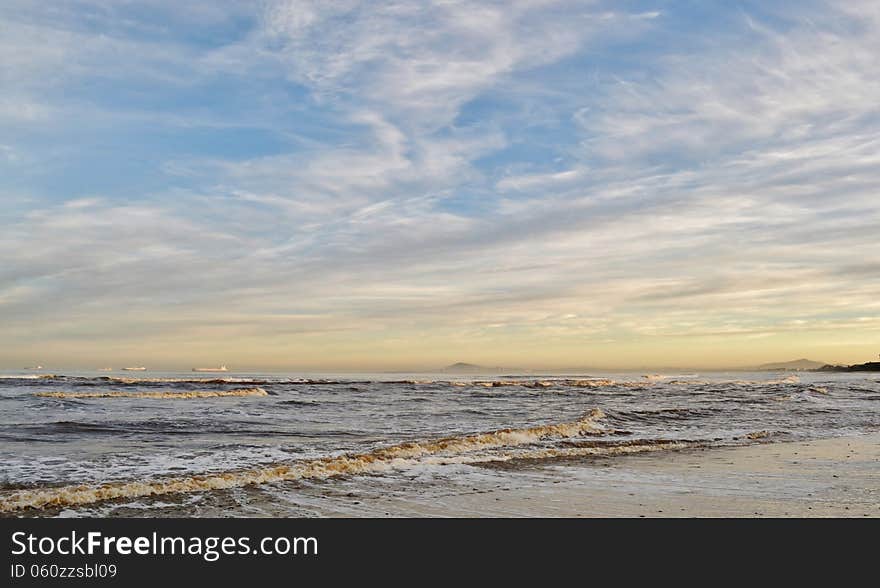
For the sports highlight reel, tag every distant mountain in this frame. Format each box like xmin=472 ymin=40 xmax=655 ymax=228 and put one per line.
xmin=440 ymin=362 xmax=525 ymax=373
xmin=817 ymin=361 xmax=880 ymax=372
xmin=441 ymin=362 xmax=488 ymax=373
xmin=756 ymin=359 xmax=826 ymax=371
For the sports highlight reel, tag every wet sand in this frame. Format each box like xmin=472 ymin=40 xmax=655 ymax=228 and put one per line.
xmin=305 ymin=433 xmax=880 ymax=517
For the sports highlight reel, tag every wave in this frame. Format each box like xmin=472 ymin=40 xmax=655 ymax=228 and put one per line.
xmin=659 ymin=376 xmax=804 ymax=387
xmin=0 ymin=375 xmax=628 ymax=389
xmin=34 ymin=387 xmax=268 ymax=399
xmin=757 ymin=375 xmax=801 ymax=385
xmin=452 ymin=378 xmax=620 ymax=389
xmin=4 ymin=375 xmax=369 ymax=386
xmin=7 ymin=419 xmax=330 ymax=437
xmin=616 ymin=407 xmax=720 ymax=421
xmin=454 ymin=376 xmax=804 ymax=390
xmin=96 ymin=377 xmax=273 ymax=385
xmin=414 ymin=438 xmax=701 ymax=468
xmin=94 ymin=377 xmax=380 ymax=386
xmin=0 ymin=374 xmax=58 ymax=380
xmin=0 ymin=437 xmax=711 ymax=514
xmin=0 ymin=409 xmax=607 ymax=512
xmin=278 ymin=399 xmax=320 ymax=406
xmin=772 ymin=384 xmax=831 ymax=402
xmin=1 ymin=374 xmax=811 ymax=390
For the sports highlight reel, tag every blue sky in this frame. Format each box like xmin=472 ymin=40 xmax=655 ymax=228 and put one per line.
xmin=1 ymin=0 xmax=879 ymax=369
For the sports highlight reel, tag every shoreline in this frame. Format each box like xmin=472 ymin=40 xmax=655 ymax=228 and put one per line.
xmin=301 ymin=433 xmax=880 ymax=518
xmin=5 ymin=433 xmax=878 ymax=518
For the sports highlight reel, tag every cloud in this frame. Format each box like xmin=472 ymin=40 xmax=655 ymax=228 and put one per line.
xmin=262 ymin=1 xmax=597 ymax=125
xmin=2 ymin=1 xmax=880 ymax=367
xmin=577 ymin=3 xmax=880 ymax=164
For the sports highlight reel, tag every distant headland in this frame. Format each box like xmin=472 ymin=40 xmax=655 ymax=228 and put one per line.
xmin=816 ymin=361 xmax=880 ymax=372
xmin=756 ymin=357 xmax=880 ymax=372
xmin=438 ymin=358 xmax=880 ymax=374
xmin=756 ymin=359 xmax=825 ymax=371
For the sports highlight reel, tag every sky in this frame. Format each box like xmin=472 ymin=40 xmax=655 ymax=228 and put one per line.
xmin=1 ymin=0 xmax=879 ymax=371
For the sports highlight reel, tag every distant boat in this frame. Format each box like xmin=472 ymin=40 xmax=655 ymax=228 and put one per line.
xmin=192 ymin=365 xmax=228 ymax=372
xmin=24 ymin=365 xmax=43 ymax=370
xmin=122 ymin=367 xmax=147 ymax=371
xmin=97 ymin=368 xmax=113 ymax=372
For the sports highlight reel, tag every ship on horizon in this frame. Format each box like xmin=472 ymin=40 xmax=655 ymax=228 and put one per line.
xmin=121 ymin=367 xmax=147 ymax=371
xmin=192 ymin=365 xmax=228 ymax=372
xmin=24 ymin=365 xmax=43 ymax=370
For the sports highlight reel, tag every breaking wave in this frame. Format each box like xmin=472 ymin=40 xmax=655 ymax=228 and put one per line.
xmin=34 ymin=387 xmax=268 ymax=399
xmin=0 ymin=409 xmax=608 ymax=512
xmin=0 ymin=437 xmax=713 ymax=514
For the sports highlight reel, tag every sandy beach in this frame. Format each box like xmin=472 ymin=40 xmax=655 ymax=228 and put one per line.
xmin=299 ymin=433 xmax=880 ymax=518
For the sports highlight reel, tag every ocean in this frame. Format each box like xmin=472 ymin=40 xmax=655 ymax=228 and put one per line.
xmin=1 ymin=370 xmax=878 ymax=517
